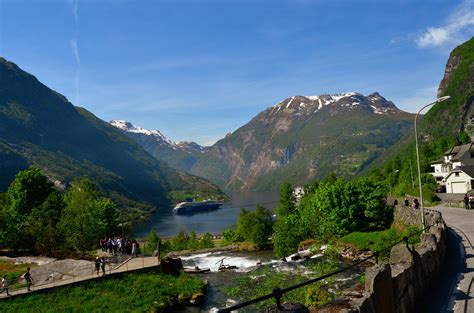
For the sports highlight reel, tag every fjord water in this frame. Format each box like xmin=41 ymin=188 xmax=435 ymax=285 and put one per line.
xmin=134 ymin=191 xmax=279 ymax=238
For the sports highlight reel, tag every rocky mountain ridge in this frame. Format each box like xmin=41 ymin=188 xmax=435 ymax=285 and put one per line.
xmin=114 ymin=92 xmax=414 ymax=191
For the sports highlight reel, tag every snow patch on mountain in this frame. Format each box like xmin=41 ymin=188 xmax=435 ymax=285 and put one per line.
xmin=270 ymin=92 xmax=399 ymax=116
xmin=110 ymin=120 xmax=205 ymax=153
xmin=110 ymin=120 xmax=177 ymax=147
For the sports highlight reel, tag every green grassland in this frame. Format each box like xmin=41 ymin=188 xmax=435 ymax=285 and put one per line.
xmin=0 ymin=272 xmax=205 ymax=312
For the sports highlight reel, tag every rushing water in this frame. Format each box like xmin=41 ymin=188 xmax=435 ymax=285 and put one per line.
xmin=134 ymin=191 xmax=279 ymax=238
xmin=177 ymin=250 xmax=362 ymax=312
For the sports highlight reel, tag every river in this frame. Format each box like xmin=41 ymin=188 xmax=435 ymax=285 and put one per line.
xmin=134 ymin=191 xmax=279 ymax=238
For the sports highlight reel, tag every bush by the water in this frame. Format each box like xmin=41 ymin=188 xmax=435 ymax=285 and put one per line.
xmin=273 ymin=177 xmax=393 ymax=257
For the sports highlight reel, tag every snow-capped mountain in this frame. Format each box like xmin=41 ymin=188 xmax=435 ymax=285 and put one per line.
xmin=190 ymin=92 xmax=414 ymax=190
xmin=268 ymin=92 xmax=400 ymax=118
xmin=110 ymin=120 xmax=205 ymax=152
xmin=110 ymin=92 xmax=413 ymax=191
xmin=110 ymin=120 xmax=204 ymax=171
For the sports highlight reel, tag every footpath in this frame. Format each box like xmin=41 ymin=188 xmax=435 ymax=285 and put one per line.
xmin=0 ymin=255 xmax=160 ymax=299
xmin=427 ymin=205 xmax=474 ymax=313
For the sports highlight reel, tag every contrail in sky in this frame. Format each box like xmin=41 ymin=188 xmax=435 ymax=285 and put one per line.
xmin=68 ymin=0 xmax=80 ymax=105
xmin=69 ymin=39 xmax=80 ymax=105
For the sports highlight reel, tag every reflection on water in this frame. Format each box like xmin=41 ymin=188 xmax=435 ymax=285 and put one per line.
xmin=134 ymin=191 xmax=279 ymax=238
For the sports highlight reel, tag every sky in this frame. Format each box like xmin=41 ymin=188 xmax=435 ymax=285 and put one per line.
xmin=0 ymin=0 xmax=473 ymax=146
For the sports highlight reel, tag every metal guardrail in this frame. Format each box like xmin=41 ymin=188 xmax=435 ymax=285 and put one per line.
xmin=218 ymin=219 xmax=439 ymax=313
xmin=1 ymin=254 xmax=160 ymax=297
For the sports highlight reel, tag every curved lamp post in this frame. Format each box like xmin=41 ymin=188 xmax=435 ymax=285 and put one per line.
xmin=415 ymin=95 xmax=450 ymax=230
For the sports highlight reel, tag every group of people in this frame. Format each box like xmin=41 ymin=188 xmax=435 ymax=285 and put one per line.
xmin=463 ymin=194 xmax=474 ymax=209
xmin=1 ymin=267 xmax=33 ymax=296
xmin=403 ymin=198 xmax=420 ymax=209
xmin=99 ymin=237 xmax=139 ymax=257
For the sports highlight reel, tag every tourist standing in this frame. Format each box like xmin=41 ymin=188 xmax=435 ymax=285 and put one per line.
xmin=24 ymin=267 xmax=33 ymax=291
xmin=95 ymin=257 xmax=101 ymax=276
xmin=131 ymin=241 xmax=138 ymax=257
xmin=1 ymin=275 xmax=10 ymax=296
xmin=100 ymin=256 xmax=107 ymax=276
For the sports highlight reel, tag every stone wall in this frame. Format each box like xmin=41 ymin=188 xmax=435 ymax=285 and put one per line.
xmin=348 ymin=207 xmax=447 ymax=313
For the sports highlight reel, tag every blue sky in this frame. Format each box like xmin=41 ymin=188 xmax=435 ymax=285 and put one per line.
xmin=0 ymin=0 xmax=473 ymax=145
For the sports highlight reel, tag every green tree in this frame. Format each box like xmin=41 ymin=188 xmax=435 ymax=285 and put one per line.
xmin=199 ymin=232 xmax=215 ymax=249
xmin=26 ymin=191 xmax=65 ymax=255
xmin=59 ymin=178 xmax=105 ymax=255
xmin=276 ymin=183 xmax=296 ymax=217
xmin=98 ymin=198 xmax=119 ymax=237
xmin=144 ymin=230 xmax=161 ymax=254
xmin=236 ymin=205 xmax=274 ymax=248
xmin=221 ymin=226 xmax=242 ymax=244
xmin=460 ymin=131 xmax=471 ymax=144
xmin=7 ymin=167 xmax=54 ymax=216
xmin=171 ymin=230 xmax=188 ymax=251
xmin=273 ymin=213 xmax=304 ymax=257
xmin=187 ymin=230 xmax=200 ymax=250
xmin=0 ymin=167 xmax=55 ymax=251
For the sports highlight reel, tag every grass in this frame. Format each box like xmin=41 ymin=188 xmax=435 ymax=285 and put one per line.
xmin=0 ymin=272 xmax=205 ymax=312
xmin=0 ymin=260 xmax=37 ymax=288
xmin=339 ymin=225 xmax=421 ymax=257
xmin=224 ymin=260 xmax=339 ymax=310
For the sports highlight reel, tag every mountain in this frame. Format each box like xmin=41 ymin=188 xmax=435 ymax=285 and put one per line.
xmin=189 ymin=92 xmax=414 ymax=190
xmin=375 ymin=37 xmax=474 ymax=198
xmin=110 ymin=120 xmax=205 ymax=172
xmin=0 ymin=57 xmax=222 ymax=218
xmin=424 ymin=37 xmax=474 ymax=142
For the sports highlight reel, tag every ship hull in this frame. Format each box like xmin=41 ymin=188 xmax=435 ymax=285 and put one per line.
xmin=173 ymin=202 xmax=222 ymax=215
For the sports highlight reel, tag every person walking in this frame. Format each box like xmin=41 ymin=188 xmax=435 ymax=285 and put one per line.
xmin=95 ymin=257 xmax=101 ymax=276
xmin=464 ymin=194 xmax=470 ymax=210
xmin=1 ymin=275 xmax=10 ymax=296
xmin=100 ymin=256 xmax=107 ymax=276
xmin=24 ymin=267 xmax=33 ymax=291
xmin=469 ymin=194 xmax=474 ymax=210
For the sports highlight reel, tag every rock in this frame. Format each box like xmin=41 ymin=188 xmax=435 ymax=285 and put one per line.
xmin=390 ymin=244 xmax=414 ymax=266
xmin=190 ymin=293 xmax=204 ymax=305
xmin=365 ymin=263 xmax=395 ymax=313
xmin=161 ymin=257 xmax=183 ymax=275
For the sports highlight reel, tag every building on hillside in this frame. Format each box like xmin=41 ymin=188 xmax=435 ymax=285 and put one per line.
xmin=431 ymin=143 xmax=474 ymax=193
xmin=444 ymin=166 xmax=474 ymax=194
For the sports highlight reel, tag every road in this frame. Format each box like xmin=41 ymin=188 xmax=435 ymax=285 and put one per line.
xmin=425 ymin=206 xmax=474 ymax=313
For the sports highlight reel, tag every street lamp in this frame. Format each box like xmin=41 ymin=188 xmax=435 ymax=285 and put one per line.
xmin=414 ymin=95 xmax=450 ymax=230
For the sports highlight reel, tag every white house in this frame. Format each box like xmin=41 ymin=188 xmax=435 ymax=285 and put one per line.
xmin=444 ymin=166 xmax=474 ymax=194
xmin=431 ymin=143 xmax=473 ymax=183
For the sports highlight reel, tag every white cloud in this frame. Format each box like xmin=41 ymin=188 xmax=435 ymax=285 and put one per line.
xmin=416 ymin=0 xmax=474 ymax=48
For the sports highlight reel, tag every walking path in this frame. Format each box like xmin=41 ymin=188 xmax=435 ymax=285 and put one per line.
xmin=0 ymin=255 xmax=160 ymax=299
xmin=428 ymin=206 xmax=474 ymax=313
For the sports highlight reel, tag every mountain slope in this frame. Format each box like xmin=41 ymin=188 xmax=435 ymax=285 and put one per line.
xmin=189 ymin=92 xmax=414 ymax=190
xmin=0 ymin=57 xmax=222 ymax=217
xmin=375 ymin=37 xmax=474 ymax=197
xmin=110 ymin=120 xmax=204 ymax=172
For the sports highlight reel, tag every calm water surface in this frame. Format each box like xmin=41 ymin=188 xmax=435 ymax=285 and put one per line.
xmin=134 ymin=191 xmax=279 ymax=238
